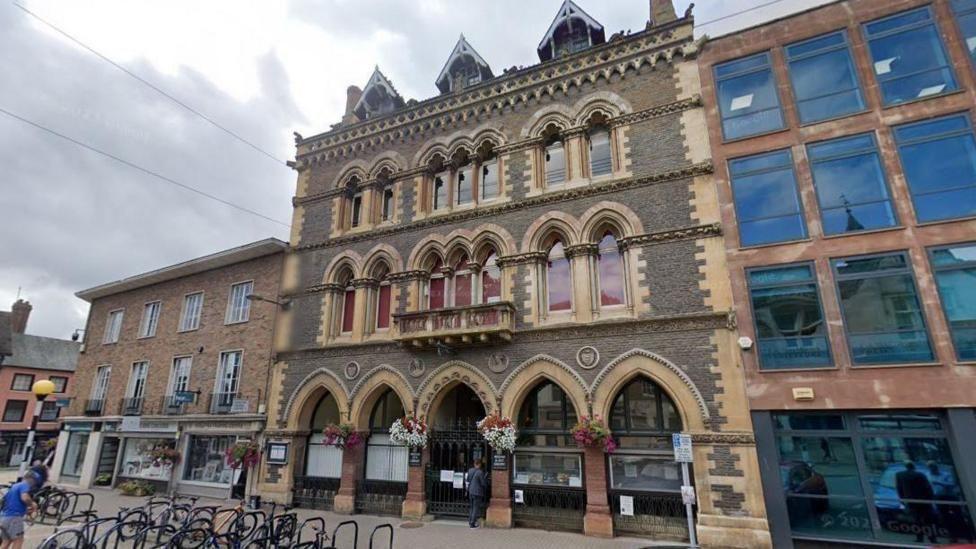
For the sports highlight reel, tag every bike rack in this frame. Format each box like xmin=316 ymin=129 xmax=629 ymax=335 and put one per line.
xmin=330 ymin=519 xmax=359 ymax=549
xmin=298 ymin=517 xmax=327 ymax=545
xmin=369 ymin=523 xmax=394 ymax=549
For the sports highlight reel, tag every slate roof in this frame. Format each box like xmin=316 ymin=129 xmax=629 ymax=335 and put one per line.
xmin=4 ymin=333 xmax=80 ymax=373
xmin=0 ymin=312 xmax=11 ymax=359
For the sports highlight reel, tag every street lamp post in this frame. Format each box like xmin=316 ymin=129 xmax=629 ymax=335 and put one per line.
xmin=18 ymin=379 xmax=55 ymax=480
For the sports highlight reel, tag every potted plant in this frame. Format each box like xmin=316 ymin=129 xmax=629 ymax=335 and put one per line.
xmin=571 ymin=415 xmax=617 ymax=453
xmin=118 ymin=479 xmax=155 ymax=497
xmin=389 ymin=415 xmax=428 ymax=448
xmin=149 ymin=446 xmax=181 ymax=466
xmin=94 ymin=473 xmax=112 ymax=486
xmin=477 ymin=414 xmax=517 ymax=453
xmin=225 ymin=441 xmax=261 ymax=470
xmin=322 ymin=423 xmax=362 ymax=449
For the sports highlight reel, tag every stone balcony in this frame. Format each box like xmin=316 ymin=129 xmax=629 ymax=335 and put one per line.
xmin=393 ymin=302 xmax=515 ymax=348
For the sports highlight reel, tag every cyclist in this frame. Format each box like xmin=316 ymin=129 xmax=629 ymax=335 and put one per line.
xmin=0 ymin=471 xmax=38 ymax=549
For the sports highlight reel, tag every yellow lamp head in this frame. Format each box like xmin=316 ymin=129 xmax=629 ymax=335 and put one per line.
xmin=32 ymin=379 xmax=56 ymax=398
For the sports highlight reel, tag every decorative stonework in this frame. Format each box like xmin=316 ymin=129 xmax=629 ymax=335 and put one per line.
xmin=487 ymin=353 xmax=510 ymax=373
xmin=576 ymin=346 xmax=600 ymax=370
xmin=280 ymin=367 xmax=351 ymax=427
xmin=408 ymin=358 xmax=426 ymax=378
xmin=349 ymin=364 xmax=416 ymax=401
xmin=691 ymin=431 xmax=756 ymax=446
xmin=495 ymin=252 xmax=546 ymax=268
xmin=618 ymin=222 xmax=722 ymax=250
xmin=343 ymin=361 xmax=361 ymax=380
xmin=499 ymin=354 xmax=590 ymax=399
xmin=415 ymin=361 xmax=499 ymax=417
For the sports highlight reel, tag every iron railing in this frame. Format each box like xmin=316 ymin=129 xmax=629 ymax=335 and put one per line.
xmin=511 ymin=485 xmax=586 ymax=532
xmin=609 ymin=490 xmax=691 ymax=540
xmin=355 ymin=480 xmax=407 ymax=516
xmin=120 ymin=397 xmax=144 ymax=416
xmin=207 ymin=392 xmax=259 ymax=414
xmin=292 ymin=476 xmax=340 ymax=511
xmin=159 ymin=395 xmax=192 ymax=415
xmin=83 ymin=399 xmax=104 ymax=416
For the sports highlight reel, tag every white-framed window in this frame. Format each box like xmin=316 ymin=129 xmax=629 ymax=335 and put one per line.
xmin=169 ymin=356 xmax=192 ymax=394
xmin=103 ymin=309 xmax=124 ymax=344
xmin=127 ymin=361 xmax=149 ymax=399
xmin=179 ymin=292 xmax=204 ymax=332
xmin=138 ymin=301 xmax=161 ymax=338
xmin=91 ymin=365 xmax=112 ymax=400
xmin=215 ymin=351 xmax=242 ymax=397
xmin=225 ymin=281 xmax=253 ymax=324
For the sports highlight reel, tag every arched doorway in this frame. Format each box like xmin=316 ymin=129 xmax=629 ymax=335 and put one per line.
xmin=511 ymin=380 xmax=586 ymax=532
xmin=294 ymin=392 xmax=342 ymax=510
xmin=425 ymin=383 xmax=490 ymax=518
xmin=607 ymin=375 xmax=691 ymax=540
xmin=358 ymin=388 xmax=408 ymax=515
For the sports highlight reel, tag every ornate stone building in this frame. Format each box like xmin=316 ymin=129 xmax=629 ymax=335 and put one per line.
xmin=259 ymin=1 xmax=770 ymax=546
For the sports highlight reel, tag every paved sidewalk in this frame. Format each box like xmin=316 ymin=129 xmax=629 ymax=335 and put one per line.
xmin=20 ymin=484 xmax=690 ymax=548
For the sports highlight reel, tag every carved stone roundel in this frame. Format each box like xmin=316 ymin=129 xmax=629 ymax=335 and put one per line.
xmin=408 ymin=358 xmax=426 ymax=378
xmin=487 ymin=353 xmax=509 ymax=374
xmin=576 ymin=346 xmax=600 ymax=370
xmin=343 ymin=361 xmax=361 ymax=380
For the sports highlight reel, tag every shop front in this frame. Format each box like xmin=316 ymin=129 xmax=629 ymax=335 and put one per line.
xmin=115 ymin=437 xmax=179 ymax=490
xmin=60 ymin=427 xmax=92 ymax=484
xmin=176 ymin=415 xmax=265 ymax=500
xmin=293 ymin=392 xmax=343 ymax=510
xmin=357 ymin=389 xmax=408 ymax=515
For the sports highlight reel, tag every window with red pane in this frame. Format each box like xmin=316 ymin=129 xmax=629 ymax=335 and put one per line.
xmin=341 ymin=287 xmax=356 ymax=333
xmin=481 ymin=252 xmax=501 ymax=303
xmin=428 ymin=258 xmax=446 ymax=309
xmin=454 ymin=254 xmax=473 ymax=307
xmin=547 ymin=240 xmax=572 ymax=312
xmin=597 ymin=232 xmax=625 ymax=307
xmin=376 ymin=284 xmax=392 ymax=329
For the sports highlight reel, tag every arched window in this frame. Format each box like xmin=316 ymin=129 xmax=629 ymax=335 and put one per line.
xmin=453 ymin=253 xmax=473 ymax=307
xmin=366 ymin=389 xmax=408 ymax=483
xmin=306 ymin=393 xmax=342 ymax=478
xmin=547 ymin=240 xmax=572 ymax=313
xmin=597 ymin=232 xmax=625 ymax=307
xmin=433 ymin=171 xmax=448 ymax=211
xmin=545 ymin=140 xmax=566 ymax=186
xmin=427 ymin=257 xmax=446 ymax=310
xmin=456 ymin=165 xmax=473 ymax=206
xmin=514 ymin=381 xmax=582 ymax=489
xmin=344 ymin=176 xmax=363 ymax=229
xmin=481 ymin=252 xmax=501 ymax=304
xmin=480 ymin=157 xmax=499 ymax=201
xmin=372 ymin=262 xmax=392 ymax=331
xmin=553 ymin=19 xmax=592 ymax=57
xmin=588 ymin=127 xmax=612 ymax=177
xmin=336 ymin=267 xmax=356 ymax=335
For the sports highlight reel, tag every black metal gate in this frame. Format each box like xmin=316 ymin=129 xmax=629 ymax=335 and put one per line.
xmin=425 ymin=419 xmax=491 ymax=517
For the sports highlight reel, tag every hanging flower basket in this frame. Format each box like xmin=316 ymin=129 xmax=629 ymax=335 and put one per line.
xmin=225 ymin=441 xmax=261 ymax=469
xmin=477 ymin=414 xmax=517 ymax=453
xmin=389 ymin=415 xmax=428 ymax=448
xmin=149 ymin=446 xmax=182 ymax=466
xmin=322 ymin=423 xmax=362 ymax=449
xmin=571 ymin=415 xmax=617 ymax=453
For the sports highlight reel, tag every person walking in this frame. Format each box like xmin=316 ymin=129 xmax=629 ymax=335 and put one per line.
xmin=466 ymin=458 xmax=487 ymax=529
xmin=0 ymin=471 xmax=38 ymax=549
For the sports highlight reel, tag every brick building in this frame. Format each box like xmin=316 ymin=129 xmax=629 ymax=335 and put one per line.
xmin=258 ymin=1 xmax=770 ymax=546
xmin=54 ymin=238 xmax=286 ymax=499
xmin=0 ymin=300 xmax=78 ymax=467
xmin=698 ymin=0 xmax=976 ymax=546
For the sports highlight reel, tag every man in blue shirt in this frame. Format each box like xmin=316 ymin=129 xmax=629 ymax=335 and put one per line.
xmin=0 ymin=471 xmax=38 ymax=549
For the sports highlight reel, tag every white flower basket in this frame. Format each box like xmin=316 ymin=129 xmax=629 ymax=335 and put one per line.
xmin=389 ymin=416 xmax=429 ymax=448
xmin=477 ymin=415 xmax=518 ymax=453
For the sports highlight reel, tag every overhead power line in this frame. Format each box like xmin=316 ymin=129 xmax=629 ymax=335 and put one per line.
xmin=13 ymin=2 xmax=289 ymax=167
xmin=0 ymin=106 xmax=291 ymax=228
xmin=696 ymin=0 xmax=792 ymax=28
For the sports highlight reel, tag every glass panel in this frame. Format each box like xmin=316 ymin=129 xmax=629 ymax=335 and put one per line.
xmin=534 ymin=384 xmax=566 ymax=430
xmin=864 ymin=7 xmax=958 ymax=105
xmin=119 ymin=438 xmax=175 ymax=481
xmin=786 ymin=32 xmax=864 ymax=123
xmin=716 ymin=52 xmax=785 ymax=139
xmin=546 ymin=142 xmax=566 ymax=185
xmin=895 ymin=117 xmax=976 ymax=222
xmin=730 ymin=150 xmax=806 ymax=246
xmin=306 ymin=434 xmax=343 ymax=478
xmin=456 ymin=167 xmax=473 ymax=205
xmin=61 ymin=433 xmax=89 ymax=478
xmin=625 ymin=380 xmax=660 ymax=431
xmin=434 ymin=173 xmax=448 ymax=210
xmin=513 ymin=453 xmax=582 ymax=487
xmin=598 ymin=233 xmax=625 ymax=307
xmin=589 ymin=129 xmax=612 ymax=176
xmin=859 ymin=414 xmax=943 ymax=431
xmin=429 ymin=277 xmax=445 ymax=309
xmin=481 ymin=161 xmax=498 ymax=200
xmin=366 ymin=433 xmax=408 ymax=482
xmin=778 ymin=436 xmax=862 ymax=497
xmin=183 ymin=436 xmax=235 ymax=484
xmin=773 ymin=413 xmax=846 ymax=431
xmin=932 ymin=246 xmax=976 ymax=360
xmin=609 ymin=456 xmax=681 ymax=492
xmin=454 ymin=273 xmax=472 ymax=307
xmin=341 ymin=289 xmax=355 ymax=333
xmin=481 ymin=253 xmax=501 ymax=303
xmin=376 ymin=284 xmax=392 ymax=329
xmin=749 ymin=264 xmax=815 ymax=285
xmin=181 ymin=293 xmax=203 ymax=331
xmin=11 ymin=375 xmax=32 ymax=391
xmin=547 ymin=242 xmax=572 ymax=312
xmin=751 ymin=281 xmax=831 ymax=369
xmin=382 ymin=189 xmax=393 ymax=220
xmin=310 ymin=393 xmax=340 ymax=429
xmin=786 ymin=496 xmax=873 ymax=541
xmin=953 ymin=1 xmax=976 ymax=65
xmin=369 ymin=390 xmax=404 ymax=431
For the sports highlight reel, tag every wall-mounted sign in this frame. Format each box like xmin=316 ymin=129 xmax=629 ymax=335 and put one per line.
xmin=619 ymin=495 xmax=634 ymax=516
xmin=681 ymin=485 xmax=697 ymax=506
xmin=55 ymin=398 xmax=71 ymax=408
xmin=230 ymin=399 xmax=250 ymax=414
xmin=120 ymin=416 xmax=141 ymax=432
xmin=672 ymin=433 xmax=693 ymax=463
xmin=266 ymin=442 xmax=289 ymax=465
xmin=514 ymin=490 xmax=524 ymax=504
xmin=491 ymin=453 xmax=508 ymax=470
xmin=408 ymin=448 xmax=422 ymax=467
xmin=174 ymin=391 xmax=196 ymax=404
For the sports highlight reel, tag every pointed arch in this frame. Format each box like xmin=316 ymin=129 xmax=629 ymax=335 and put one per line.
xmin=580 ymin=201 xmax=644 ymax=242
xmin=362 ymin=243 xmax=404 ymax=276
xmin=407 ymin=235 xmax=449 ymax=271
xmin=416 ymin=361 xmax=499 ymax=419
xmin=572 ymin=91 xmax=632 ymax=126
xmin=284 ymin=368 xmax=351 ymax=430
xmin=500 ymin=355 xmax=588 ymax=420
xmin=348 ymin=365 xmax=415 ymax=429
xmin=332 ymin=160 xmax=370 ymax=189
xmin=323 ymin=251 xmax=364 ymax=283
xmin=521 ymin=211 xmax=582 ymax=252
xmin=590 ymin=349 xmax=710 ymax=430
xmin=471 ymin=224 xmax=516 ymax=261
xmin=521 ymin=105 xmax=575 ymax=138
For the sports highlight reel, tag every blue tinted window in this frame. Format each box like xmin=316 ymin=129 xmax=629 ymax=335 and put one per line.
xmin=748 ymin=264 xmax=831 ymax=370
xmin=894 ymin=115 xmax=976 ymax=222
xmin=832 ymin=253 xmax=933 ymax=365
xmin=952 ymin=0 xmax=976 ymax=66
xmin=786 ymin=31 xmax=865 ymax=123
xmin=714 ymin=52 xmax=784 ymax=140
xmin=864 ymin=7 xmax=958 ymax=105
xmin=730 ymin=150 xmax=806 ymax=246
xmin=807 ymin=133 xmax=896 ymax=235
xmin=930 ymin=243 xmax=976 ymax=360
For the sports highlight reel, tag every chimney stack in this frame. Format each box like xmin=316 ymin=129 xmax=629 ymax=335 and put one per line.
xmin=342 ymin=85 xmax=363 ymax=125
xmin=650 ymin=0 xmax=677 ymax=26
xmin=10 ymin=299 xmax=31 ymax=334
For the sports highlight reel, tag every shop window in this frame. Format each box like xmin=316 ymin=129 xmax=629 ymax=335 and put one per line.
xmin=807 ymin=133 xmax=896 ymax=234
xmin=588 ymin=127 xmax=612 ymax=176
xmin=954 ymin=0 xmax=976 ymax=67
xmin=748 ymin=264 xmax=832 ymax=370
xmin=832 ymin=253 xmax=934 ymax=365
xmin=730 ymin=149 xmax=806 ymax=246
xmin=929 ymin=243 xmax=976 ymax=361
xmin=546 ymin=240 xmax=572 ymax=313
xmin=714 ymin=52 xmax=784 ymax=140
xmin=307 ymin=393 xmax=342 ymax=478
xmin=785 ymin=31 xmax=865 ymax=124
xmin=771 ymin=411 xmax=975 ymax=545
xmin=513 ymin=453 xmax=582 ymax=488
xmin=481 ymin=252 xmax=501 ymax=304
xmin=2 ymin=400 xmax=26 ymax=422
xmin=608 ymin=376 xmax=682 ymax=454
xmin=480 ymin=160 xmax=499 ymax=201
xmin=864 ymin=6 xmax=958 ymax=106
xmin=366 ymin=389 xmax=408 ymax=482
xmin=61 ymin=432 xmax=89 ymax=479
xmin=545 ymin=141 xmax=566 ymax=187
xmin=596 ymin=232 xmax=625 ymax=307
xmin=894 ymin=114 xmax=976 ymax=223
xmin=183 ymin=435 xmax=236 ymax=484
xmin=11 ymin=374 xmax=33 ymax=392
xmin=119 ymin=439 xmax=176 ymax=481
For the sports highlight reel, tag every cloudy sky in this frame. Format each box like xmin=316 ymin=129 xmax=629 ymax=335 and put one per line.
xmin=0 ymin=0 xmax=832 ymax=339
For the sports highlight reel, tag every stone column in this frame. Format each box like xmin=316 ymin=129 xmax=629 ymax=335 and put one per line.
xmin=582 ymin=446 xmax=613 ymax=537
xmin=565 ymin=243 xmax=597 ymax=323
xmin=401 ymin=447 xmax=427 ymax=519
xmin=333 ymin=432 xmax=366 ymax=514
xmin=486 ymin=456 xmax=512 ymax=528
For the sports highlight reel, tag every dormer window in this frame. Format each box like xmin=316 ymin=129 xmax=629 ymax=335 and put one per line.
xmin=436 ymin=35 xmax=494 ymax=94
xmin=545 ymin=141 xmax=567 ymax=187
xmin=555 ymin=20 xmax=591 ymax=56
xmin=353 ymin=67 xmax=405 ymax=121
xmin=537 ymin=1 xmax=605 ymax=62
